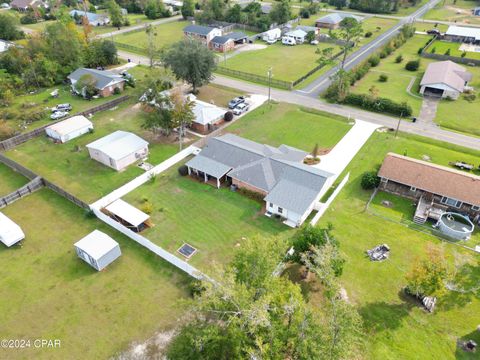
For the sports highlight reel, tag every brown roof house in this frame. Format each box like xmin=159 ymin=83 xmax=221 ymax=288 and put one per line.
xmin=378 ymin=153 xmax=480 ymax=225
xmin=419 ymin=61 xmax=472 ymax=99
xmin=10 ymin=0 xmax=45 ymax=11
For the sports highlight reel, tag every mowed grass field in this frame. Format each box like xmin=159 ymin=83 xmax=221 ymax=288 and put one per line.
xmin=0 ymin=163 xmax=28 ymax=196
xmin=221 ymin=42 xmax=341 ymax=82
xmin=0 ymin=189 xmax=190 ymax=360
xmin=429 ymin=40 xmax=480 ymax=60
xmin=113 ymin=19 xmax=188 ymax=51
xmin=316 ymin=130 xmax=480 ymax=359
xmin=227 ymin=102 xmax=352 ymax=151
xmin=424 ymin=0 xmax=480 ymax=25
xmin=5 ymin=101 xmax=184 ymax=204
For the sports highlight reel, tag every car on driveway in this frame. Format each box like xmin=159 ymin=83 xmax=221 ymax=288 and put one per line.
xmin=228 ymin=96 xmax=245 ymax=109
xmin=426 ymin=29 xmax=440 ymax=35
xmin=50 ymin=111 xmax=69 ymax=120
xmin=233 ymin=102 xmax=250 ymax=115
xmin=52 ymin=103 xmax=72 ymax=112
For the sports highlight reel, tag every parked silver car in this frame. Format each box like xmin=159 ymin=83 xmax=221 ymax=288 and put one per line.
xmin=233 ymin=102 xmax=250 ymax=115
xmin=50 ymin=111 xmax=69 ymax=120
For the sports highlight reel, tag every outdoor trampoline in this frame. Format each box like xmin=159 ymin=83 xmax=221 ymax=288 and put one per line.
xmin=434 ymin=212 xmax=475 ymax=241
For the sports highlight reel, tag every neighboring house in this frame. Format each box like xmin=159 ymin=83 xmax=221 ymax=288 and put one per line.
xmin=10 ymin=0 xmax=45 ymax=11
xmin=0 ymin=40 xmax=14 ymax=53
xmin=45 ymin=115 xmax=93 ymax=143
xmin=284 ymin=29 xmax=307 ymax=44
xmin=315 ymin=13 xmax=362 ymax=29
xmin=69 ymin=10 xmax=110 ymax=26
xmin=68 ymin=68 xmax=126 ymax=98
xmin=296 ymin=25 xmax=319 ymax=36
xmin=209 ymin=31 xmax=248 ymax=52
xmin=419 ymin=60 xmax=472 ymax=99
xmin=0 ymin=212 xmax=25 ymax=248
xmin=473 ymin=7 xmax=480 ymax=16
xmin=183 ymin=24 xmax=222 ymax=46
xmin=444 ymin=25 xmax=480 ymax=43
xmin=86 ymin=131 xmax=149 ymax=171
xmin=191 ymin=98 xmax=227 ymax=134
xmin=185 ymin=134 xmax=334 ymax=227
xmin=74 ymin=230 xmax=121 ymax=271
xmin=378 ymin=153 xmax=480 ymax=224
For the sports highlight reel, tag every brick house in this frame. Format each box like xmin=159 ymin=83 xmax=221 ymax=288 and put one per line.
xmin=191 ymin=98 xmax=226 ymax=134
xmin=185 ymin=134 xmax=334 ymax=227
xmin=183 ymin=24 xmax=222 ymax=46
xmin=378 ymin=153 xmax=480 ymax=224
xmin=68 ymin=68 xmax=126 ymax=98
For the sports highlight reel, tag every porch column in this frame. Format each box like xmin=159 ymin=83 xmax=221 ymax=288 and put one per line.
xmin=187 ymin=166 xmax=191 ymax=175
xmin=204 ymin=172 xmax=208 ymax=183
xmin=216 ymin=178 xmax=220 ymax=189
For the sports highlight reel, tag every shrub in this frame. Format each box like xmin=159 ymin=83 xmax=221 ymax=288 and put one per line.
xmin=365 ymin=31 xmax=372 ymax=38
xmin=178 ymin=165 xmax=189 ymax=176
xmin=368 ymin=55 xmax=380 ymax=67
xmin=20 ymin=14 xmax=37 ymax=24
xmin=444 ymin=48 xmax=451 ymax=56
xmin=379 ymin=74 xmax=388 ymax=82
xmin=237 ymin=187 xmax=264 ymax=202
xmin=461 ymin=51 xmax=466 ymax=58
xmin=384 ymin=45 xmax=393 ymax=55
xmin=299 ymin=7 xmax=310 ymax=18
xmin=405 ymin=60 xmax=420 ymax=71
xmin=224 ymin=111 xmax=234 ymax=122
xmin=113 ymin=87 xmax=122 ymax=95
xmin=342 ymin=93 xmax=412 ymax=117
xmin=379 ymin=50 xmax=387 ymax=59
xmin=418 ymin=47 xmax=424 ymax=54
xmin=463 ymin=93 xmax=476 ymax=102
xmin=430 ymin=47 xmax=436 ymax=54
xmin=361 ymin=171 xmax=380 ymax=190
xmin=0 ymin=120 xmax=14 ymax=141
xmin=395 ymin=54 xmax=403 ymax=63
xmin=141 ymin=200 xmax=154 ymax=214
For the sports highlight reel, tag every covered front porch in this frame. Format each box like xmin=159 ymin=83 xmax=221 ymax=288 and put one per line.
xmin=186 ymin=155 xmax=232 ymax=189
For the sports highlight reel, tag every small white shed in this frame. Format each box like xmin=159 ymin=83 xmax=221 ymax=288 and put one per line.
xmin=86 ymin=131 xmax=149 ymax=171
xmin=104 ymin=199 xmax=150 ymax=232
xmin=0 ymin=212 xmax=25 ymax=247
xmin=74 ymin=230 xmax=121 ymax=271
xmin=45 ymin=115 xmax=93 ymax=143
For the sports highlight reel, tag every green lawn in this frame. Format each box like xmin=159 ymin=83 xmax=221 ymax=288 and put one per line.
xmin=5 ymin=101 xmax=187 ymax=204
xmin=196 ymin=83 xmax=246 ymax=108
xmin=315 ymin=130 xmax=480 ymax=359
xmin=227 ymin=102 xmax=352 ymax=151
xmin=429 ymin=40 xmax=480 ymax=60
xmin=221 ymin=41 xmax=341 ymax=83
xmin=123 ymin=165 xmax=294 ymax=271
xmin=113 ymin=19 xmax=188 ymax=52
xmin=414 ymin=21 xmax=449 ymax=33
xmin=0 ymin=189 xmax=190 ymax=360
xmin=424 ymin=0 xmax=480 ymax=25
xmin=0 ymin=163 xmax=28 ymax=197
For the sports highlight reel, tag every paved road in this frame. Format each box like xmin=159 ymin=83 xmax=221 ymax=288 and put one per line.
xmin=297 ymin=0 xmax=441 ymax=97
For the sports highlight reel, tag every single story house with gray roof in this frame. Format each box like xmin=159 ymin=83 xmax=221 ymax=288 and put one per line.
xmin=184 ymin=24 xmax=222 ymax=46
xmin=185 ymin=134 xmax=334 ymax=227
xmin=86 ymin=131 xmax=149 ymax=171
xmin=210 ymin=31 xmax=248 ymax=52
xmin=69 ymin=10 xmax=110 ymax=26
xmin=316 ymin=12 xmax=363 ymax=29
xmin=419 ymin=60 xmax=472 ymax=99
xmin=68 ymin=68 xmax=125 ymax=97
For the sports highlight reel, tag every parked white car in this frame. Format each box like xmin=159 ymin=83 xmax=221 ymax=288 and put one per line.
xmin=51 ymin=103 xmax=72 ymax=112
xmin=233 ymin=102 xmax=250 ymax=115
xmin=50 ymin=111 xmax=69 ymax=120
xmin=310 ymin=40 xmax=319 ymax=45
xmin=282 ymin=36 xmax=296 ymax=46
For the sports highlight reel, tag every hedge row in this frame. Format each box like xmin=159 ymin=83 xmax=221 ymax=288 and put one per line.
xmin=343 ymin=93 xmax=413 ymax=117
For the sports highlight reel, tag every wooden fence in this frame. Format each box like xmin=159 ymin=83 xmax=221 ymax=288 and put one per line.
xmin=0 ymin=95 xmax=130 ymax=152
xmin=0 ymin=153 xmax=37 ymax=179
xmin=215 ymin=66 xmax=294 ymax=89
xmin=0 ymin=177 xmax=44 ymax=209
xmin=42 ymin=179 xmax=90 ymax=210
xmin=292 ymin=49 xmax=344 ymax=88
xmin=420 ymin=35 xmax=480 ymax=66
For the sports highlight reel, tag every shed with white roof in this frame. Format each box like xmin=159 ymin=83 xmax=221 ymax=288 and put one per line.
xmin=45 ymin=115 xmax=93 ymax=143
xmin=74 ymin=230 xmax=121 ymax=271
xmin=0 ymin=212 xmax=25 ymax=247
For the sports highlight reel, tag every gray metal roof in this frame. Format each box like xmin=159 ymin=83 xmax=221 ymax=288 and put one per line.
xmin=211 ymin=36 xmax=233 ymax=45
xmin=227 ymin=31 xmax=248 ymax=41
xmin=188 ymin=134 xmax=333 ymax=215
xmin=184 ymin=24 xmax=217 ymax=36
xmin=86 ymin=131 xmax=148 ymax=160
xmin=316 ymin=12 xmax=362 ymax=24
xmin=68 ymin=68 xmax=124 ymax=90
xmin=186 ymin=155 xmax=232 ymax=178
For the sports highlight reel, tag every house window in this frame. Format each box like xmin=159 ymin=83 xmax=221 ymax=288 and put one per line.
xmin=440 ymin=197 xmax=462 ymax=208
xmin=278 ymin=207 xmax=283 ymax=214
xmin=410 ymin=186 xmax=417 ymax=192
xmin=472 ymin=205 xmax=480 ymax=211
xmin=380 ymin=177 xmax=388 ymax=183
xmin=269 ymin=202 xmax=273 ymax=208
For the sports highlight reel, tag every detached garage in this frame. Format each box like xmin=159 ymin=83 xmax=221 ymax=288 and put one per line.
xmin=45 ymin=115 xmax=93 ymax=143
xmin=74 ymin=230 xmax=121 ymax=271
xmin=420 ymin=61 xmax=472 ymax=99
xmin=0 ymin=212 xmax=25 ymax=247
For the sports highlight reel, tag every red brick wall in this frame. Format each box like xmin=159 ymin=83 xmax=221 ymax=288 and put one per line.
xmin=232 ymin=178 xmax=267 ymax=196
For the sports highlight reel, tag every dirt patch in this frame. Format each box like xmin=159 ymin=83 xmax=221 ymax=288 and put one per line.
xmin=117 ymin=329 xmax=176 ymax=360
xmin=236 ymin=43 xmax=268 ymax=53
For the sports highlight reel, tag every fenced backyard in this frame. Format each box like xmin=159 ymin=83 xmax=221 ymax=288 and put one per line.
xmin=0 ymin=177 xmax=44 ymax=208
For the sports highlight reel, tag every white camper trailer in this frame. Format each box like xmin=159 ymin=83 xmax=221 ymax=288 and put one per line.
xmin=0 ymin=212 xmax=25 ymax=247
xmin=263 ymin=28 xmax=281 ymax=44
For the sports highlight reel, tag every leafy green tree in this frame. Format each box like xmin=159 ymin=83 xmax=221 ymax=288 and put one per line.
xmin=360 ymin=171 xmax=380 ymax=190
xmin=144 ymin=0 xmax=168 ymax=19
xmin=170 ymin=90 xmax=195 ymax=150
xmin=85 ymin=40 xmax=118 ymax=67
xmin=406 ymin=244 xmax=450 ymax=298
xmin=306 ymin=30 xmax=316 ymax=43
xmin=167 ymin=236 xmax=327 ymax=359
xmin=270 ymin=0 xmax=291 ymax=24
xmin=225 ymin=4 xmax=242 ymax=23
xmin=75 ymin=74 xmax=98 ymax=99
xmin=336 ymin=17 xmax=363 ymax=70
xmin=106 ymin=0 xmax=125 ymax=27
xmin=181 ymin=0 xmax=195 ymax=19
xmin=0 ymin=14 xmax=25 ymax=40
xmin=162 ymin=39 xmax=216 ymax=93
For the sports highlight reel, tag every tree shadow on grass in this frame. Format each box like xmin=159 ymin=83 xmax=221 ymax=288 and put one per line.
xmin=358 ymin=289 xmax=417 ymax=333
xmin=455 ymin=328 xmax=480 ymax=360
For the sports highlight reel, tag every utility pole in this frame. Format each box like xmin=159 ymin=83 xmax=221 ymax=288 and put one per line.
xmin=267 ymin=67 xmax=272 ymax=103
xmin=395 ymin=112 xmax=403 ymax=138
